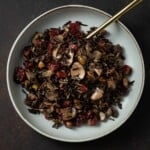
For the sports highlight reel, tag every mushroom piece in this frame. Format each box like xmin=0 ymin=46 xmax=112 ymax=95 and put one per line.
xmin=70 ymin=62 xmax=85 ymax=80
xmin=52 ymin=44 xmax=62 ymax=60
xmin=61 ymin=107 xmax=76 ymax=121
xmin=92 ymin=51 xmax=102 ymax=62
xmin=67 ymin=50 xmax=74 ymax=66
xmin=61 ymin=49 xmax=74 ymax=66
xmin=85 ymin=43 xmax=92 ymax=58
xmin=91 ymin=87 xmax=104 ymax=101
xmin=54 ymin=34 xmax=64 ymax=42
xmin=99 ymin=112 xmax=106 ymax=121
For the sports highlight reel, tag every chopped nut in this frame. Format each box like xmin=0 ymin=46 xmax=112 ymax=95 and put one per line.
xmin=38 ymin=61 xmax=45 ymax=69
xmin=32 ymin=84 xmax=38 ymax=91
xmin=99 ymin=112 xmax=106 ymax=121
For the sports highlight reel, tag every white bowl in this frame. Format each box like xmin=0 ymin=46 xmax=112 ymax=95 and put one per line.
xmin=7 ymin=5 xmax=145 ymax=142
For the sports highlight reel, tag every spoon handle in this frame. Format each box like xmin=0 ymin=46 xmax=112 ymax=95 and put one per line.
xmin=86 ymin=0 xmax=143 ymax=39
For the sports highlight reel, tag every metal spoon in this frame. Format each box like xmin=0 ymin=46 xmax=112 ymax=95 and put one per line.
xmin=86 ymin=0 xmax=143 ymax=39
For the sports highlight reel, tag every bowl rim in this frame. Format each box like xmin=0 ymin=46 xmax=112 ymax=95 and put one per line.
xmin=6 ymin=4 xmax=145 ymax=142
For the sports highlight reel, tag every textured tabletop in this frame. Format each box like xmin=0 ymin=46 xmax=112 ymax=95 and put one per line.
xmin=0 ymin=0 xmax=150 ymax=149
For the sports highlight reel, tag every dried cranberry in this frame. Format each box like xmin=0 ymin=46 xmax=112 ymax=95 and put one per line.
xmin=81 ymin=85 xmax=88 ymax=92
xmin=56 ymin=70 xmax=67 ymax=78
xmin=98 ymin=40 xmax=106 ymax=48
xmin=88 ymin=116 xmax=98 ymax=126
xmin=69 ymin=44 xmax=78 ymax=52
xmin=63 ymin=100 xmax=71 ymax=107
xmin=47 ymin=42 xmax=53 ymax=54
xmin=75 ymin=114 xmax=86 ymax=126
xmin=122 ymin=65 xmax=132 ymax=75
xmin=15 ymin=67 xmax=26 ymax=83
xmin=24 ymin=61 xmax=34 ymax=70
xmin=49 ymin=28 xmax=60 ymax=38
xmin=23 ymin=46 xmax=32 ymax=58
xmin=48 ymin=62 xmax=60 ymax=71
xmin=69 ymin=21 xmax=80 ymax=35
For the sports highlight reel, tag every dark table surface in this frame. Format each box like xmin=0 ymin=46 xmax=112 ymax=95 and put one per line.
xmin=1 ymin=0 xmax=150 ymax=149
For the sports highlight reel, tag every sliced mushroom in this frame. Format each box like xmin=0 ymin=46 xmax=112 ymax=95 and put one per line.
xmin=52 ymin=44 xmax=62 ymax=60
xmin=54 ymin=34 xmax=64 ymax=42
xmin=92 ymin=51 xmax=102 ymax=62
xmin=61 ymin=49 xmax=74 ymax=66
xmin=91 ymin=88 xmax=104 ymax=101
xmin=61 ymin=107 xmax=76 ymax=121
xmin=85 ymin=43 xmax=92 ymax=58
xmin=66 ymin=50 xmax=74 ymax=66
xmin=70 ymin=62 xmax=85 ymax=80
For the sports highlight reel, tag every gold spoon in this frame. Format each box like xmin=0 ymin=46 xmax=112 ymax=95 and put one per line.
xmin=86 ymin=0 xmax=143 ymax=39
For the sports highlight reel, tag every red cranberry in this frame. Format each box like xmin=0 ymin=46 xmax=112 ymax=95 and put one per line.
xmin=56 ymin=70 xmax=67 ymax=78
xmin=49 ymin=28 xmax=60 ymax=38
xmin=122 ymin=65 xmax=132 ymax=75
xmin=69 ymin=22 xmax=80 ymax=35
xmin=15 ymin=67 xmax=26 ymax=83
xmin=48 ymin=62 xmax=60 ymax=71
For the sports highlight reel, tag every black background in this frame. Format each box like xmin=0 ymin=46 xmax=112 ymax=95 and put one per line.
xmin=0 ymin=0 xmax=150 ymax=150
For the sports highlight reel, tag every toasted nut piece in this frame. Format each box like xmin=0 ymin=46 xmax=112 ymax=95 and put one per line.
xmin=38 ymin=61 xmax=45 ymax=69
xmin=32 ymin=84 xmax=38 ymax=91
xmin=123 ymin=77 xmax=129 ymax=88
xmin=99 ymin=112 xmax=106 ymax=121
xmin=77 ymin=55 xmax=87 ymax=65
xmin=91 ymin=88 xmax=104 ymax=100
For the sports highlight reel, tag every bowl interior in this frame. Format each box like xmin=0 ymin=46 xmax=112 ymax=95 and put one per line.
xmin=7 ymin=5 xmax=145 ymax=142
